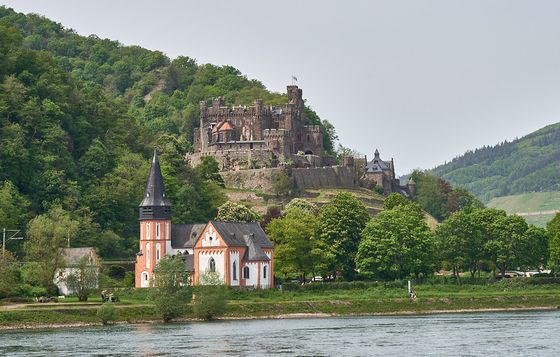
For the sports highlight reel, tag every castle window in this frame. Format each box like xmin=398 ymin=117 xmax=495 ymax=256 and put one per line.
xmin=209 ymin=257 xmax=216 ymax=272
xmin=146 ymin=223 xmax=150 ymax=240
xmin=250 ymin=143 xmax=253 ymax=149
xmin=243 ymin=266 xmax=250 ymax=279
xmin=233 ymin=261 xmax=237 ymax=281
xmin=166 ymin=223 xmax=169 ymax=240
xmin=156 ymin=223 xmax=160 ymax=240
xmin=307 ymin=134 xmax=310 ymax=142
xmin=263 ymin=265 xmax=267 ymax=279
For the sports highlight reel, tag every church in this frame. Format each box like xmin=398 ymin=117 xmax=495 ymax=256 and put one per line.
xmin=134 ymin=149 xmax=274 ymax=289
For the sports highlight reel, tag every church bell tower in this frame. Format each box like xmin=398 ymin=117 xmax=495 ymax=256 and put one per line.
xmin=135 ymin=148 xmax=172 ymax=288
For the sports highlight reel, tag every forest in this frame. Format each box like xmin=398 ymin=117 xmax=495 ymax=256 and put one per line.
xmin=431 ymin=122 xmax=560 ymax=202
xmin=0 ymin=6 xmax=336 ymax=259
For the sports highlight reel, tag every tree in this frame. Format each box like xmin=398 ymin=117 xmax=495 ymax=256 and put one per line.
xmin=0 ymin=250 xmax=20 ymax=298
xmin=195 ymin=156 xmax=225 ymax=187
xmin=266 ymin=208 xmax=319 ymax=281
xmin=149 ymin=255 xmax=192 ymax=322
xmin=260 ymin=205 xmax=282 ymax=230
xmin=63 ymin=255 xmax=100 ymax=301
xmin=435 ymin=209 xmax=484 ymax=277
xmin=0 ymin=181 xmax=29 ymax=255
xmin=272 ymin=170 xmax=291 ymax=197
xmin=356 ymin=203 xmax=435 ymax=280
xmin=482 ymin=213 xmax=528 ymax=277
xmin=444 ymin=188 xmax=484 ymax=214
xmin=521 ymin=225 xmax=548 ymax=271
xmin=547 ymin=214 xmax=560 ymax=273
xmin=383 ymin=193 xmax=412 ymax=211
xmin=193 ymin=271 xmax=227 ymax=320
xmin=317 ymin=193 xmax=370 ymax=280
xmin=409 ymin=171 xmax=450 ymax=221
xmin=216 ymin=201 xmax=261 ymax=222
xmin=284 ymin=198 xmax=318 ymax=215
xmin=24 ymin=207 xmax=79 ymax=293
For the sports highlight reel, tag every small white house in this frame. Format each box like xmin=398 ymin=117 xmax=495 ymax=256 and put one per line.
xmin=54 ymin=247 xmax=100 ymax=296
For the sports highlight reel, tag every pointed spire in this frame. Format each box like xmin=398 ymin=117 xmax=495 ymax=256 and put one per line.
xmin=374 ymin=149 xmax=380 ymax=158
xmin=139 ymin=147 xmax=172 ymax=220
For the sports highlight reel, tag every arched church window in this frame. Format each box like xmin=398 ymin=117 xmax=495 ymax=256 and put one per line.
xmin=263 ymin=266 xmax=267 ymax=279
xmin=232 ymin=261 xmax=237 ymax=281
xmin=209 ymin=257 xmax=216 ymax=272
xmin=243 ymin=266 xmax=250 ymax=279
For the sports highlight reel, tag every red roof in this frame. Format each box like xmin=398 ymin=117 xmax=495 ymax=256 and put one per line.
xmin=212 ymin=120 xmax=235 ymax=133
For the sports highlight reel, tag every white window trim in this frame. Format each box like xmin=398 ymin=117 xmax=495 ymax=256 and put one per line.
xmin=146 ymin=223 xmax=151 ymax=240
xmin=146 ymin=242 xmax=151 ymax=269
xmin=156 ymin=223 xmax=160 ymax=240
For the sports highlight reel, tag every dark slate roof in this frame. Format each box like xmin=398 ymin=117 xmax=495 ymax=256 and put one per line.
xmin=183 ymin=254 xmax=194 ymax=272
xmin=171 ymin=224 xmax=206 ymax=249
xmin=139 ymin=148 xmax=171 ymax=208
xmin=61 ymin=247 xmax=97 ymax=266
xmin=210 ymin=221 xmax=274 ymax=250
xmin=366 ymin=149 xmax=390 ymax=173
xmin=242 ymin=236 xmax=270 ymax=261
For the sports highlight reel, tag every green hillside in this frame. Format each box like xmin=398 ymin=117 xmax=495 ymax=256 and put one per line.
xmin=487 ymin=191 xmax=560 ymax=227
xmin=0 ymin=6 xmax=336 ymax=259
xmin=431 ymin=123 xmax=560 ymax=202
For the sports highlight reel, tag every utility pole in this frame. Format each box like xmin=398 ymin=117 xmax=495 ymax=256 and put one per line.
xmin=2 ymin=228 xmax=23 ymax=257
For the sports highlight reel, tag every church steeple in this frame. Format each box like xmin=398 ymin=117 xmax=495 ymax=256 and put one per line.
xmin=139 ymin=147 xmax=172 ymax=220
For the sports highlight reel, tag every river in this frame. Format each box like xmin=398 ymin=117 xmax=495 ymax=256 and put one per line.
xmin=1 ymin=311 xmax=559 ymax=356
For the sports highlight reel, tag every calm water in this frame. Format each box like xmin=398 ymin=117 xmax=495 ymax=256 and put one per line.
xmin=1 ymin=311 xmax=560 ymax=356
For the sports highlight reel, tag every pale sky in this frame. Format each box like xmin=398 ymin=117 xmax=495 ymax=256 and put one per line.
xmin=3 ymin=0 xmax=560 ymax=175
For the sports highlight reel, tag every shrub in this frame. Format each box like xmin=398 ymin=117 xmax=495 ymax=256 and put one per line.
xmin=193 ymin=271 xmax=227 ymax=320
xmin=17 ymin=284 xmax=48 ymax=297
xmin=192 ymin=285 xmax=227 ymax=320
xmin=97 ymin=303 xmax=118 ymax=325
xmin=106 ymin=266 xmax=126 ymax=280
xmin=123 ymin=272 xmax=135 ymax=287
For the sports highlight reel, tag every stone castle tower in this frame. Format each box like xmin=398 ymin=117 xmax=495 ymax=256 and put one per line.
xmin=135 ymin=148 xmax=172 ymax=288
xmin=189 ymin=85 xmax=326 ymax=170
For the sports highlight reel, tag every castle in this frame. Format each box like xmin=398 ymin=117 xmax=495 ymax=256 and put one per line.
xmin=189 ymin=85 xmax=329 ymax=170
xmin=188 ymin=85 xmax=414 ymax=198
xmin=135 ymin=149 xmax=274 ymax=289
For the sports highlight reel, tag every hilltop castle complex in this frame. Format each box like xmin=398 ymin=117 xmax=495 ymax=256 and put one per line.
xmin=187 ymin=85 xmax=414 ymax=198
xmin=189 ymin=85 xmax=328 ymax=170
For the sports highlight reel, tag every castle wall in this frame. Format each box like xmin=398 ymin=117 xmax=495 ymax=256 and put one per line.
xmin=189 ymin=144 xmax=275 ymax=171
xmin=221 ymin=168 xmax=282 ymax=192
xmin=291 ymin=166 xmax=357 ymax=190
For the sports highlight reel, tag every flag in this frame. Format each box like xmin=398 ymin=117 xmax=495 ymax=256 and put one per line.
xmin=292 ymin=75 xmax=298 ymax=83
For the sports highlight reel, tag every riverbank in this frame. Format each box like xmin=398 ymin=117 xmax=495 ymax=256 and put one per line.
xmin=1 ymin=305 xmax=558 ymax=331
xmin=2 ymin=283 xmax=560 ymax=330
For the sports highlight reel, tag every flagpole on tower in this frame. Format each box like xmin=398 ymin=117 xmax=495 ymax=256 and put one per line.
xmin=291 ymin=75 xmax=298 ymax=85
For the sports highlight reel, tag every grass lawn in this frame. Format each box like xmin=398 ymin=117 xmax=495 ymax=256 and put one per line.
xmin=1 ymin=280 xmax=560 ymax=328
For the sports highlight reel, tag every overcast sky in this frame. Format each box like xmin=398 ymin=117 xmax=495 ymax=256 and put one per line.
xmin=4 ymin=0 xmax=560 ymax=175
